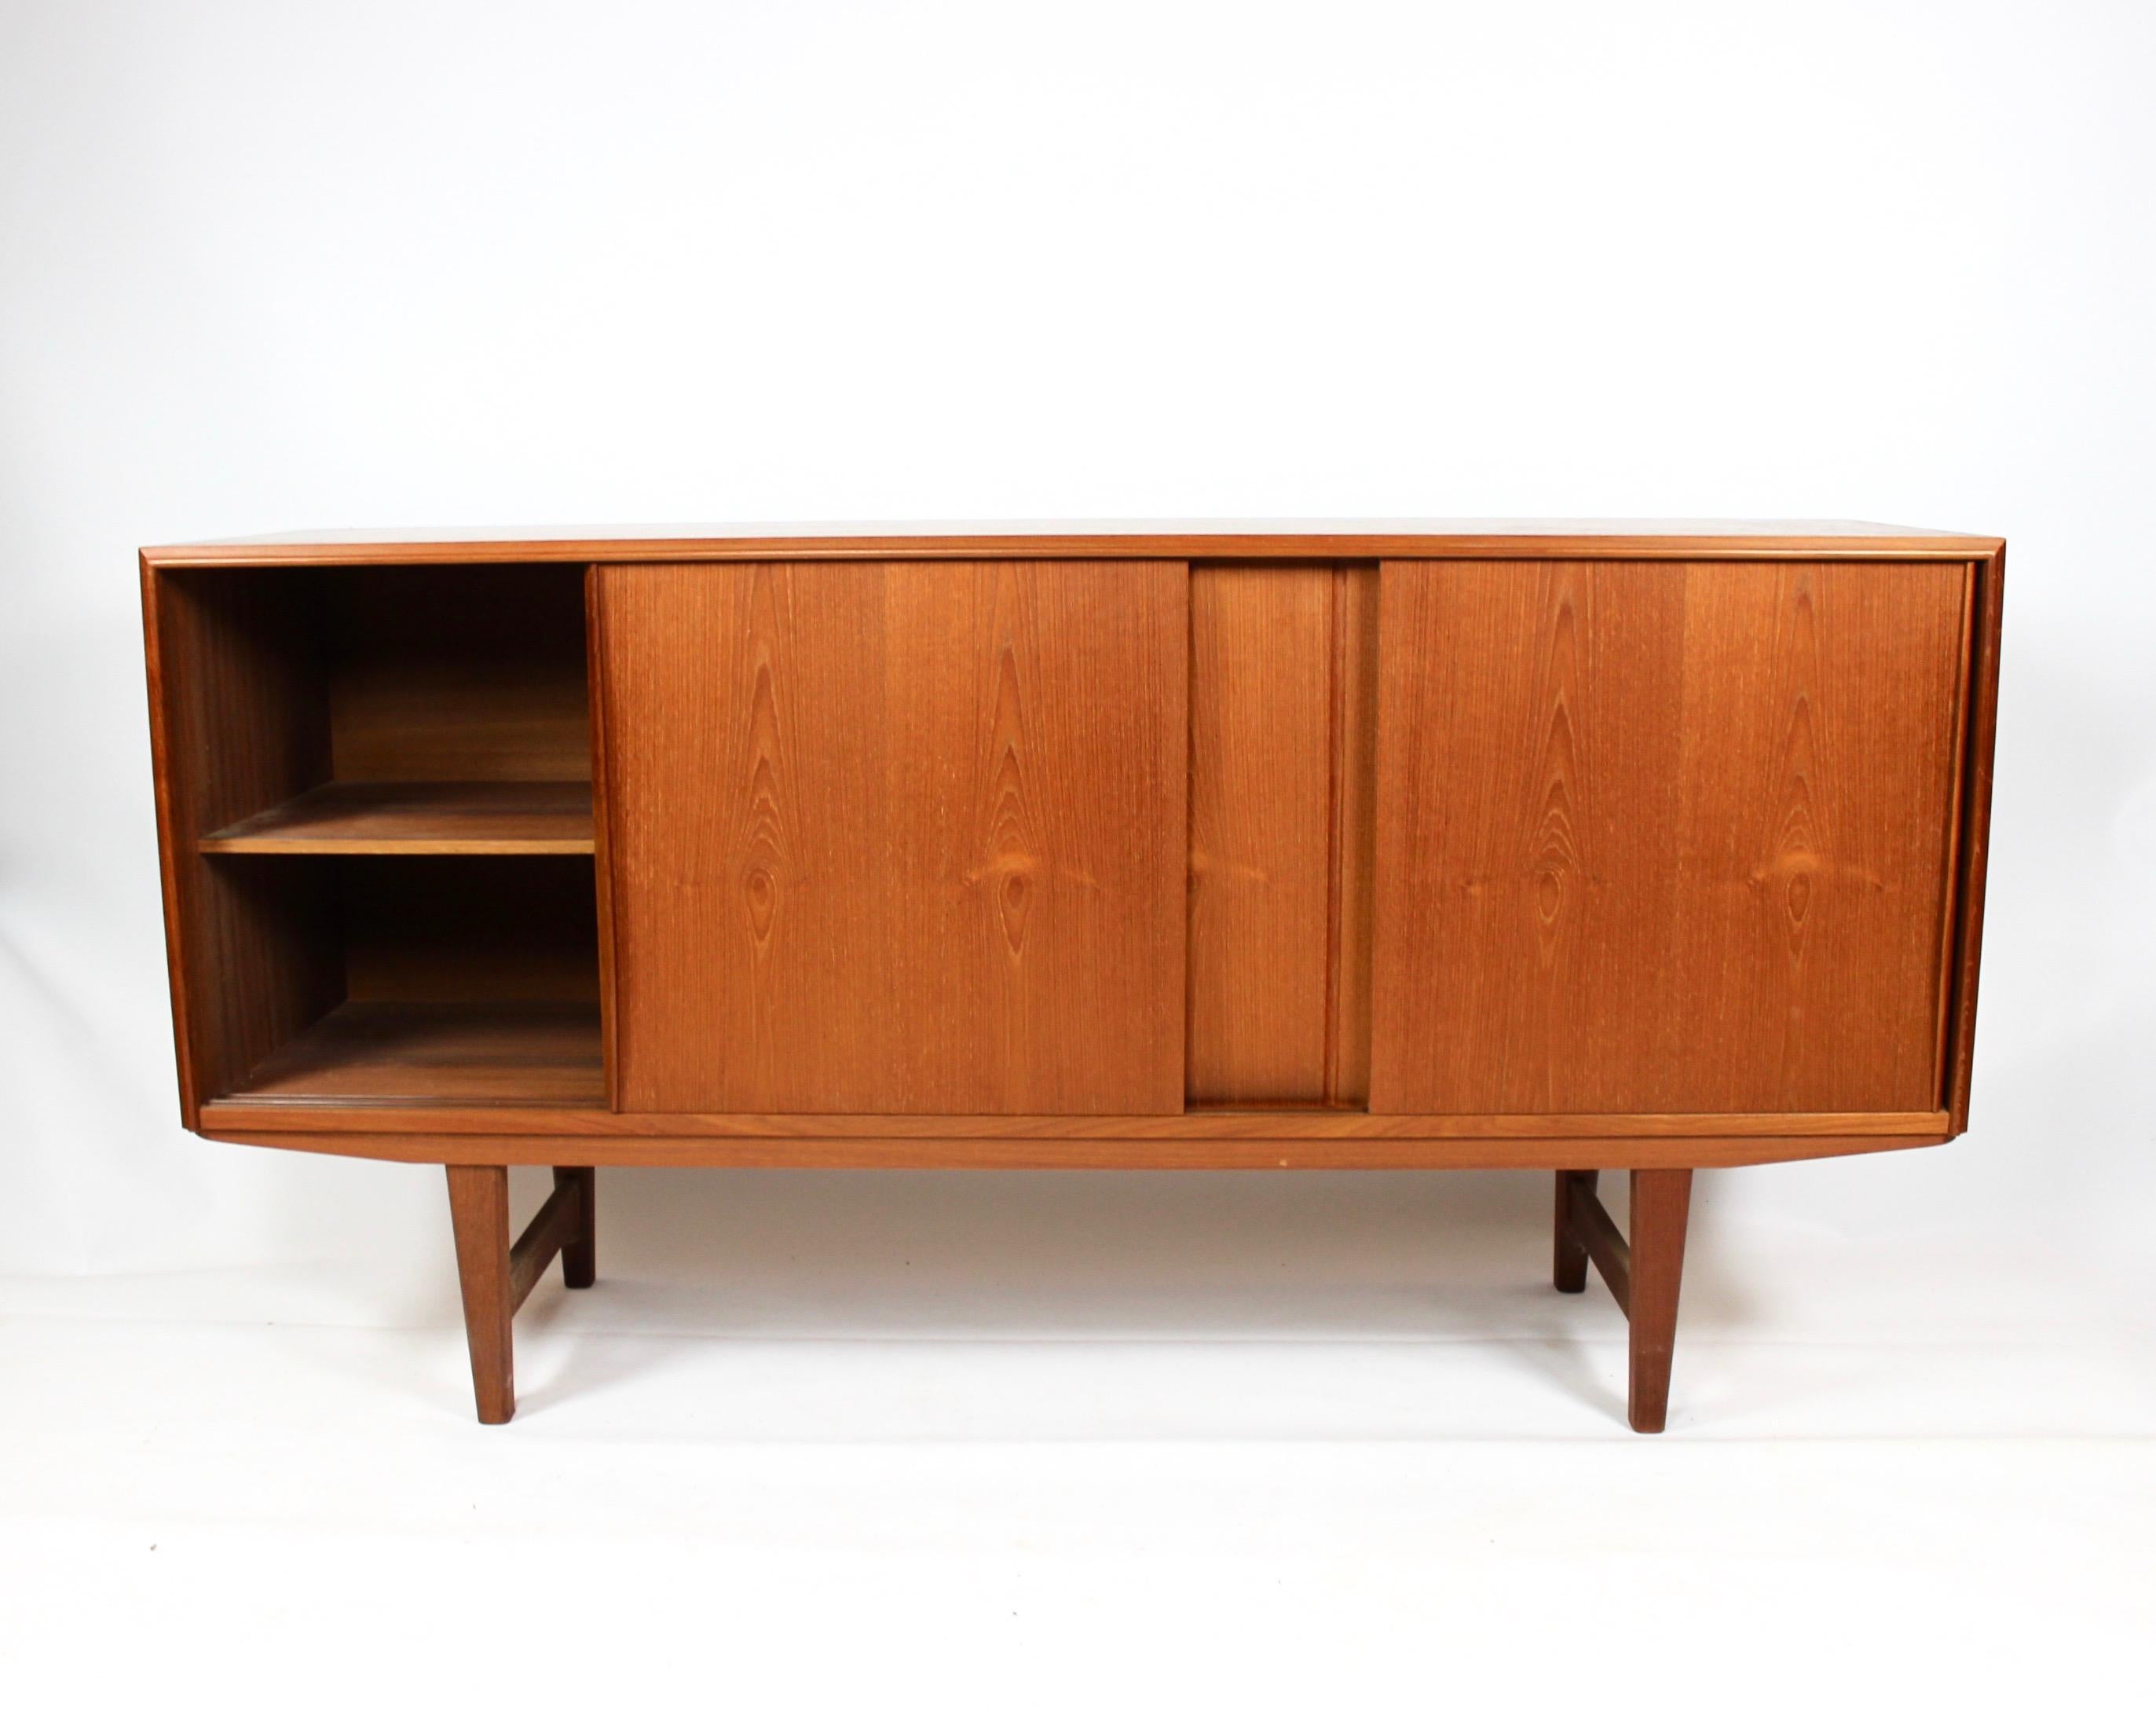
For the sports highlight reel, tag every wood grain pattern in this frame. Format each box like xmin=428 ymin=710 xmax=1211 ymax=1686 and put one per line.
xmin=597 ymin=560 xmax=1188 ymax=1114
xmin=1554 ymin=1169 xmax=1597 ymax=1291
xmin=586 ymin=566 xmax=623 ymax=1111
xmin=203 ymin=1124 xmax=1948 ymax=1172
xmin=325 ymin=565 xmax=591 ymax=782
xmin=445 ymin=1165 xmax=515 ymax=1423
xmin=145 ymin=532 xmax=1998 ymax=1165
xmin=1625 ymin=1168 xmax=1693 ymax=1433
xmin=1944 ymin=548 xmax=2005 ymax=1134
xmin=553 ymin=1165 xmax=596 ymax=1289
xmin=199 ymin=1100 xmax=1947 ymax=1140
xmin=1370 ymin=560 xmax=1969 ymax=1115
xmin=340 ymin=857 xmax=598 ymax=1005
xmin=1186 ymin=565 xmax=1378 ymax=1106
xmin=144 ymin=521 xmax=2005 ymax=573
xmin=1568 ymin=1172 xmax=1633 ymax=1316
xmin=507 ymin=1173 xmax=587 ymax=1311
xmin=1188 ymin=565 xmax=1331 ymax=1101
xmin=143 ymin=565 xmax=340 ymax=1123
xmin=232 ymin=1001 xmax=604 ymax=1106
xmin=1327 ymin=566 xmax=1381 ymax=1104
xmin=134 ymin=526 xmax=2009 ymax=1431
xmin=1930 ymin=567 xmax=1978 ymax=1102
xmin=141 ymin=560 xmax=607 ymax=1113
xmin=1553 ymin=1166 xmax=1693 ymax=1430
xmin=199 ymin=781 xmax=595 ymax=854
xmin=448 ymin=1163 xmax=599 ymax=1423
xmin=136 ymin=526 xmax=2005 ymax=1431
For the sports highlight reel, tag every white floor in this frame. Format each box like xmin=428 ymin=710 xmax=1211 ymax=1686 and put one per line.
xmin=5 ymin=1168 xmax=2151 ymax=1709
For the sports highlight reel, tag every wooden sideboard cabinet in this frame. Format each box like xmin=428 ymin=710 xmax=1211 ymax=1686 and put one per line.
xmin=140 ymin=522 xmax=2004 ymax=1430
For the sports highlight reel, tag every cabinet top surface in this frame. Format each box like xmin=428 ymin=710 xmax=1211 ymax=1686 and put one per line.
xmin=143 ymin=519 xmax=2002 ymax=567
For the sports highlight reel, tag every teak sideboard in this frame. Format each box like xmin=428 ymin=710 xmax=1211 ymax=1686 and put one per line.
xmin=140 ymin=522 xmax=2004 ymax=1430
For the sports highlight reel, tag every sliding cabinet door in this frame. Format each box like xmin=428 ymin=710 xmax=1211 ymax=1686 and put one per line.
xmin=1185 ymin=564 xmax=1378 ymax=1107
xmin=595 ymin=560 xmax=1188 ymax=1114
xmin=1369 ymin=559 xmax=1971 ymax=1116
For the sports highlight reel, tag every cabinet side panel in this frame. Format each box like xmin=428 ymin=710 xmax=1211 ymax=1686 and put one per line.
xmin=1370 ymin=560 xmax=1966 ymax=1114
xmin=1944 ymin=548 xmax=2004 ymax=1133
xmin=598 ymin=561 xmax=1188 ymax=1114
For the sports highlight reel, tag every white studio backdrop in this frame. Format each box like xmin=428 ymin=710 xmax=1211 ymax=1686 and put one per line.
xmin=2 ymin=0 xmax=2152 ymax=1349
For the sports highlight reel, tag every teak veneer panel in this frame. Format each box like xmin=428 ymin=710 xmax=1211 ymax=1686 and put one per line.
xmin=1187 ymin=565 xmax=1376 ymax=1104
xmin=200 ymin=781 xmax=595 ymax=854
xmin=1369 ymin=559 xmax=1970 ymax=1115
xmin=596 ymin=559 xmax=1188 ymax=1114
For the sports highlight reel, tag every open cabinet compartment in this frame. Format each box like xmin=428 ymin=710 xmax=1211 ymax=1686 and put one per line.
xmin=209 ymin=855 xmax=603 ymax=1105
xmin=146 ymin=562 xmax=604 ymax=1111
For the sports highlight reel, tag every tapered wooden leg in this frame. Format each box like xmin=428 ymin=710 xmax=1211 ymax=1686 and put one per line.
xmin=1626 ymin=1168 xmax=1693 ymax=1434
xmin=445 ymin=1164 xmax=515 ymax=1425
xmin=554 ymin=1166 xmax=596 ymax=1289
xmin=1553 ymin=1170 xmax=1596 ymax=1292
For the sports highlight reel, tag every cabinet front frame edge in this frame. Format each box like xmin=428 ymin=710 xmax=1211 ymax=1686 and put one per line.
xmin=142 ymin=537 xmax=2006 ymax=572
xmin=141 ymin=555 xmax=205 ymax=1128
xmin=584 ymin=565 xmax=624 ymax=1112
xmin=196 ymin=1101 xmax=1949 ymax=1140
xmin=1931 ymin=562 xmax=1977 ymax=1114
xmin=1942 ymin=544 xmax=2005 ymax=1134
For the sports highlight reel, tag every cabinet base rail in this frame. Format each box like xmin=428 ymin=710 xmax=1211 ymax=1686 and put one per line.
xmin=440 ymin=1161 xmax=1703 ymax=1433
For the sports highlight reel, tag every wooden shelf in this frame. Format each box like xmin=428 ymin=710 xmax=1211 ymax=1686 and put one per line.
xmin=200 ymin=782 xmax=595 ymax=855
xmin=228 ymin=1001 xmax=604 ymax=1107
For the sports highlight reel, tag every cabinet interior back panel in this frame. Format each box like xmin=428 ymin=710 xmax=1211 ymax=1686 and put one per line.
xmin=596 ymin=560 xmax=1188 ymax=1114
xmin=1187 ymin=564 xmax=1377 ymax=1105
xmin=326 ymin=566 xmax=591 ymax=782
xmin=1369 ymin=559 xmax=1970 ymax=1115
